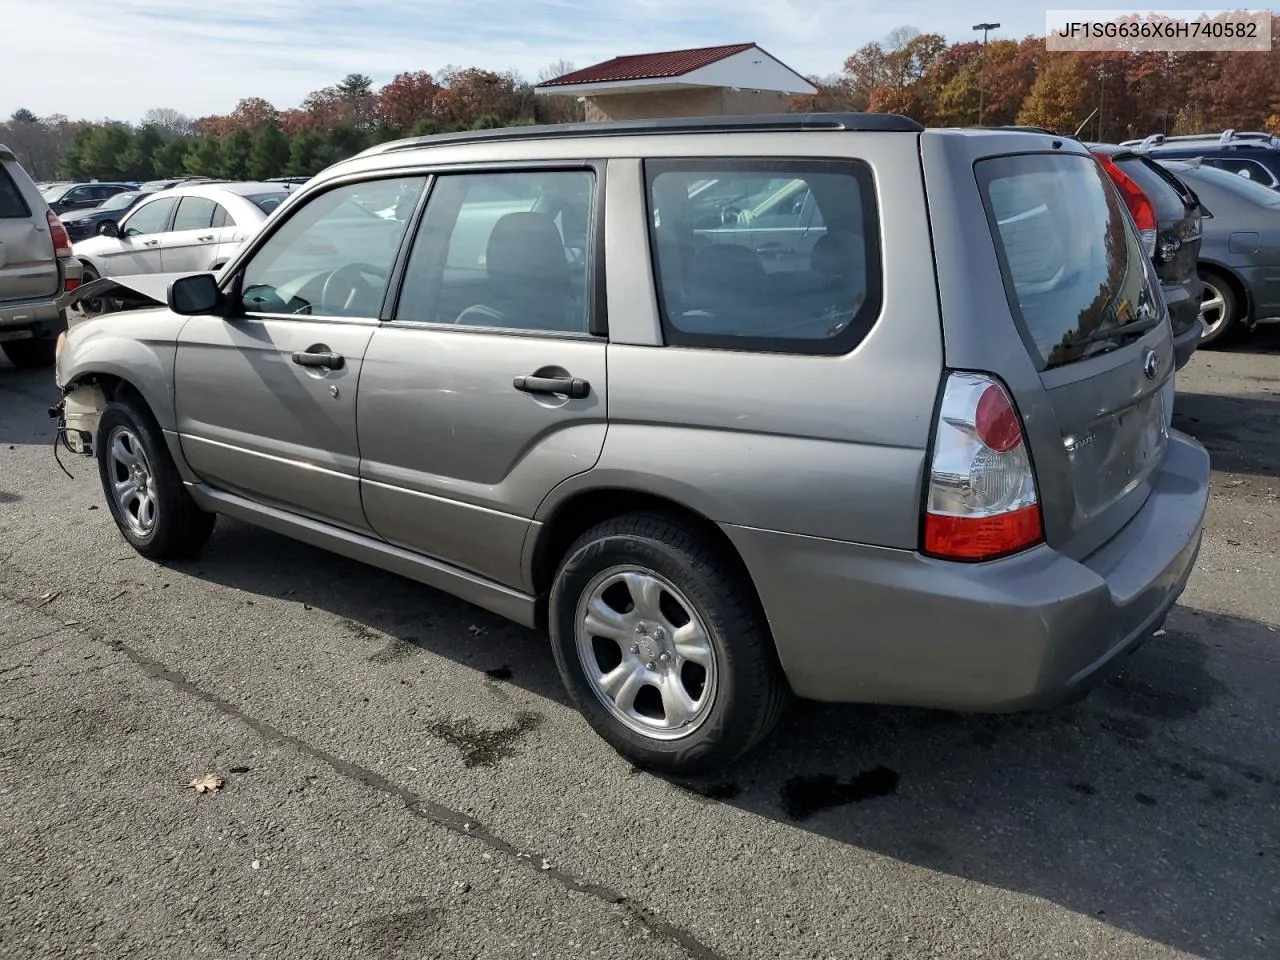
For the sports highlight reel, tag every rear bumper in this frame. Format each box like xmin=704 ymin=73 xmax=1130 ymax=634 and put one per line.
xmin=1172 ymin=313 xmax=1204 ymax=370
xmin=0 ymin=296 xmax=63 ymax=335
xmin=723 ymin=431 xmax=1210 ymax=709
xmin=0 ymin=259 xmax=80 ymax=337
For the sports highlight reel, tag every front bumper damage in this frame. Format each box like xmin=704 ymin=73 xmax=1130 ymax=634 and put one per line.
xmin=49 ymin=272 xmax=184 ymax=458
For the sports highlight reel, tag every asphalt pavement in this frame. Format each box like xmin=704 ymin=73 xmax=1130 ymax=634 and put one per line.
xmin=2 ymin=330 xmax=1278 ymax=960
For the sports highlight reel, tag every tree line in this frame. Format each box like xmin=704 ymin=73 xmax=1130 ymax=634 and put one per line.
xmin=792 ymin=18 xmax=1280 ymax=140
xmin=0 ymin=64 xmax=583 ymax=183
xmin=3 ymin=21 xmax=1279 ymax=184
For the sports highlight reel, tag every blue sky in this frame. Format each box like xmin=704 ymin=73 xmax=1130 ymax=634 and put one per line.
xmin=0 ymin=1 xmax=1248 ymax=122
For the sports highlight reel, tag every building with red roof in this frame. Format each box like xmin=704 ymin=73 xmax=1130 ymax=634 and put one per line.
xmin=535 ymin=43 xmax=816 ymax=121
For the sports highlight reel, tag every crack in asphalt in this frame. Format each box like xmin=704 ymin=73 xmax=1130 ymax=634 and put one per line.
xmin=0 ymin=583 xmax=727 ymax=960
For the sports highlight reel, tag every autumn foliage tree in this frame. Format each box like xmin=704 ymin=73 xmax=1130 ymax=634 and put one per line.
xmin=376 ymin=71 xmax=441 ymax=131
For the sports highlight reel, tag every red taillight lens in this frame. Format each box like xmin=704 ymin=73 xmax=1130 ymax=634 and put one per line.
xmin=46 ymin=210 xmax=73 ymax=259
xmin=1094 ymin=153 xmax=1157 ymax=257
xmin=975 ymin=384 xmax=1021 ymax=453
xmin=64 ymin=277 xmax=80 ymax=291
xmin=922 ymin=372 xmax=1044 ymax=562
xmin=924 ymin=506 xmax=1044 ymax=561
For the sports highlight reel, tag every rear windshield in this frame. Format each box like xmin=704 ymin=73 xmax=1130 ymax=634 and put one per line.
xmin=1 ymin=166 xmax=31 ymax=218
xmin=977 ymin=153 xmax=1158 ymax=371
xmin=1115 ymin=156 xmax=1191 ymax=221
xmin=1182 ymin=162 xmax=1280 ymax=208
xmin=245 ymin=192 xmax=289 ymax=214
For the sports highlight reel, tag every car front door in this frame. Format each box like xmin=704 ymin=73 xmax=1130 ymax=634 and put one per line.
xmin=173 ymin=175 xmax=428 ymax=532
xmin=357 ymin=166 xmax=608 ymax=589
xmin=103 ymin=196 xmax=177 ymax=276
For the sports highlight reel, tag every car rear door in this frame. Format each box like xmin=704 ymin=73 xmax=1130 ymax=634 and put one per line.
xmin=160 ymin=195 xmax=222 ymax=273
xmin=0 ymin=157 xmax=59 ymax=305
xmin=924 ymin=136 xmax=1178 ymax=562
xmin=355 ymin=165 xmax=607 ymax=590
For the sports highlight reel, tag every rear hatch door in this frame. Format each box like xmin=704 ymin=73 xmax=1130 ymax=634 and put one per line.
xmin=0 ymin=157 xmax=59 ymax=303
xmin=974 ymin=150 xmax=1176 ymax=561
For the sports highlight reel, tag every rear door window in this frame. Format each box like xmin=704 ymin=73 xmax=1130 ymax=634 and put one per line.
xmin=0 ymin=167 xmax=30 ymax=218
xmin=1207 ymin=157 xmax=1279 ymax=186
xmin=976 ymin=153 xmax=1159 ymax=371
xmin=173 ymin=196 xmax=218 ymax=231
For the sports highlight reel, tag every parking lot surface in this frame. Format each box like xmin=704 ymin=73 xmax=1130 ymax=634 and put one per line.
xmin=2 ymin=335 xmax=1278 ymax=960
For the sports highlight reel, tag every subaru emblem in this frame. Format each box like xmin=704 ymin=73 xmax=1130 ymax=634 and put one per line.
xmin=1142 ymin=348 xmax=1158 ymax=381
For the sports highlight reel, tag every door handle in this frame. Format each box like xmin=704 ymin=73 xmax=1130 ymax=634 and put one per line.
xmin=197 ymin=234 xmax=215 ymax=241
xmin=292 ymin=350 xmax=345 ymax=369
xmin=513 ymin=374 xmax=589 ymax=398
xmin=142 ymin=239 xmax=159 ymax=246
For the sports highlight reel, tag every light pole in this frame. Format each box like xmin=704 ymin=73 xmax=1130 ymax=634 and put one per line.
xmin=973 ymin=21 xmax=1001 ymax=125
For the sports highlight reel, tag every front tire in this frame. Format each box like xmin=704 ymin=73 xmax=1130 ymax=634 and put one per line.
xmin=96 ymin=397 xmax=215 ymax=559
xmin=548 ymin=513 xmax=789 ymax=775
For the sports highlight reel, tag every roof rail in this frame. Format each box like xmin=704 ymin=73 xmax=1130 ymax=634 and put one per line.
xmin=366 ymin=112 xmax=925 ymax=156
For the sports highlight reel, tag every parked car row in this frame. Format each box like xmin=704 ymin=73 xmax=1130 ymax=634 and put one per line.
xmin=72 ymin=181 xmax=295 ymax=288
xmin=51 ymin=115 xmax=1212 ymax=774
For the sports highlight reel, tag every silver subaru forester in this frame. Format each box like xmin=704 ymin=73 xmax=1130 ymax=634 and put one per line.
xmin=53 ymin=114 xmax=1210 ymax=774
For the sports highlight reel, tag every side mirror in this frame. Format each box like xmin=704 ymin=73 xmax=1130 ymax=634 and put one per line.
xmin=167 ymin=273 xmax=224 ymax=316
xmin=97 ymin=220 xmax=120 ymax=238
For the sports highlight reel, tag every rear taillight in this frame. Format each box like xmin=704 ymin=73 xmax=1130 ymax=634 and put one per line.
xmin=1094 ymin=154 xmax=1157 ymax=258
xmin=923 ymin=372 xmax=1043 ymax=562
xmin=46 ymin=210 xmax=73 ymax=258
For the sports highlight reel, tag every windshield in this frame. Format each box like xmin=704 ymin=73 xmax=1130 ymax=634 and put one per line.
xmin=39 ymin=184 xmax=68 ymax=200
xmin=245 ymin=192 xmax=290 ymax=214
xmin=1179 ymin=162 xmax=1280 ymax=207
xmin=101 ymin=191 xmax=144 ymax=211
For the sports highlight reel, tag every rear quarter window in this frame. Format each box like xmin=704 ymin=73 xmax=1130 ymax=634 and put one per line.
xmin=0 ymin=166 xmax=32 ymax=219
xmin=644 ymin=157 xmax=883 ymax=355
xmin=976 ymin=152 xmax=1159 ymax=371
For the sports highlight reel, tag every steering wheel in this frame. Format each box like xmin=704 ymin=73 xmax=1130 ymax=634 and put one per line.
xmin=320 ymin=262 xmax=387 ymax=315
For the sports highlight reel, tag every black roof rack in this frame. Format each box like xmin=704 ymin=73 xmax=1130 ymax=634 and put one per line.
xmin=371 ymin=112 xmax=924 ymax=155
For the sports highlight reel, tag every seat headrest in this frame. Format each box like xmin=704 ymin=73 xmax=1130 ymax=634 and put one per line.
xmin=687 ymin=244 xmax=767 ymax=305
xmin=485 ymin=212 xmax=570 ymax=296
xmin=810 ymin=231 xmax=865 ymax=280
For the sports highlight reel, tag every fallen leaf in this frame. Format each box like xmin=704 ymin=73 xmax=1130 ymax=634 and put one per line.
xmin=37 ymin=591 xmax=60 ymax=607
xmin=187 ymin=774 xmax=224 ymax=794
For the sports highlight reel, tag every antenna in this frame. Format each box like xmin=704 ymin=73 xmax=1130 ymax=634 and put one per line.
xmin=1074 ymin=108 xmax=1099 ymax=138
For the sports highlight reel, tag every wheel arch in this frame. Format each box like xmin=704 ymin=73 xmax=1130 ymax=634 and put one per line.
xmin=526 ymin=485 xmax=769 ymax=637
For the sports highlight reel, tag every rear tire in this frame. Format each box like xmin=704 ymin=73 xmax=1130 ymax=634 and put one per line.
xmin=96 ymin=396 xmax=214 ymax=559
xmin=548 ymin=513 xmax=789 ymax=775
xmin=2 ymin=336 xmax=57 ymax=369
xmin=1198 ymin=270 xmax=1242 ymax=348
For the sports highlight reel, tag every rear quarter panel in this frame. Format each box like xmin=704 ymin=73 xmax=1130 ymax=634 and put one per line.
xmin=537 ymin=134 xmax=944 ymax=549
